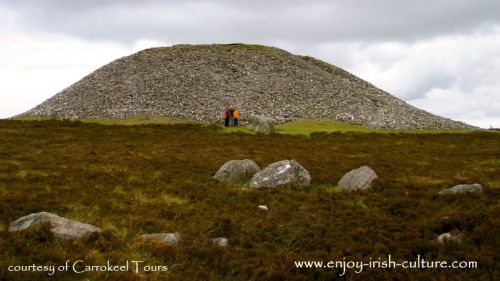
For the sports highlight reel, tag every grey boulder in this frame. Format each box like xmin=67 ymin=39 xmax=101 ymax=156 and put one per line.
xmin=248 ymin=116 xmax=275 ymax=133
xmin=250 ymin=160 xmax=311 ymax=188
xmin=141 ymin=233 xmax=180 ymax=246
xmin=9 ymin=212 xmax=101 ymax=240
xmin=438 ymin=183 xmax=483 ymax=195
xmin=338 ymin=166 xmax=378 ymax=191
xmin=213 ymin=159 xmax=260 ymax=184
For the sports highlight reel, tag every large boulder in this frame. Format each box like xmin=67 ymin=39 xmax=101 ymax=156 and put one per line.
xmin=337 ymin=166 xmax=378 ymax=191
xmin=249 ymin=160 xmax=311 ymax=188
xmin=248 ymin=116 xmax=275 ymax=133
xmin=213 ymin=159 xmax=260 ymax=184
xmin=141 ymin=233 xmax=180 ymax=246
xmin=438 ymin=183 xmax=483 ymax=195
xmin=9 ymin=212 xmax=101 ymax=240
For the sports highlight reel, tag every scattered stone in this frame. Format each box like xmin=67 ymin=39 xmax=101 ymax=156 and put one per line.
xmin=8 ymin=212 xmax=101 ymax=240
xmin=337 ymin=166 xmax=378 ymax=191
xmin=258 ymin=205 xmax=269 ymax=211
xmin=213 ymin=159 xmax=260 ymax=184
xmin=439 ymin=183 xmax=483 ymax=195
xmin=248 ymin=116 xmax=275 ymax=133
xmin=141 ymin=233 xmax=180 ymax=246
xmin=437 ymin=231 xmax=463 ymax=244
xmin=213 ymin=237 xmax=228 ymax=247
xmin=250 ymin=160 xmax=311 ymax=188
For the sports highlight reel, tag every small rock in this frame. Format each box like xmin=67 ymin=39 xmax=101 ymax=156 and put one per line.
xmin=250 ymin=160 xmax=311 ymax=188
xmin=9 ymin=212 xmax=101 ymax=240
xmin=258 ymin=205 xmax=268 ymax=211
xmin=439 ymin=183 xmax=483 ymax=195
xmin=213 ymin=159 xmax=260 ymax=184
xmin=141 ymin=233 xmax=180 ymax=246
xmin=437 ymin=231 xmax=463 ymax=244
xmin=213 ymin=237 xmax=228 ymax=247
xmin=337 ymin=166 xmax=378 ymax=191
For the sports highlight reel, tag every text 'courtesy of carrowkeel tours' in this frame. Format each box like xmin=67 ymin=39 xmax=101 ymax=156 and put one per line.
xmin=7 ymin=260 xmax=168 ymax=276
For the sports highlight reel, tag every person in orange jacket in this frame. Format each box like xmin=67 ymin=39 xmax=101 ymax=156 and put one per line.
xmin=233 ymin=107 xmax=240 ymax=126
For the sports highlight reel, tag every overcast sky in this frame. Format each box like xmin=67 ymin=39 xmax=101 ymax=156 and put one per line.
xmin=1 ymin=0 xmax=499 ymax=127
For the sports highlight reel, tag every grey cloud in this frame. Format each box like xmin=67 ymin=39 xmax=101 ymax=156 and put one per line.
xmin=3 ymin=0 xmax=500 ymax=43
xmin=406 ymin=72 xmax=456 ymax=100
xmin=1 ymin=0 xmax=499 ymax=127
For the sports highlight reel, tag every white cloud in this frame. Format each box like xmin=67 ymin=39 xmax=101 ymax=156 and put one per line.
xmin=0 ymin=33 xmax=168 ymax=118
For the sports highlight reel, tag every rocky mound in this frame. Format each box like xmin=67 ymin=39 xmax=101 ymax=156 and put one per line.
xmin=21 ymin=44 xmax=472 ymax=129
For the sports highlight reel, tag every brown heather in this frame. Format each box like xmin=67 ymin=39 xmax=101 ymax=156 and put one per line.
xmin=0 ymin=120 xmax=498 ymax=281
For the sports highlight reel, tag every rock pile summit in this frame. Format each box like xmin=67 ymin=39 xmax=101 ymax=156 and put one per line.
xmin=22 ymin=44 xmax=472 ymax=129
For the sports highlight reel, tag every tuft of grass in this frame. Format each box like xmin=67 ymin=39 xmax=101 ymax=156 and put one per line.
xmin=216 ymin=125 xmax=255 ymax=134
xmin=13 ymin=115 xmax=193 ymax=126
xmin=172 ymin=43 xmax=273 ymax=52
xmin=214 ymin=43 xmax=273 ymax=51
xmin=275 ymin=119 xmax=376 ymax=134
xmin=275 ymin=119 xmax=481 ymax=135
xmin=160 ymin=193 xmax=189 ymax=205
xmin=78 ymin=116 xmax=193 ymax=125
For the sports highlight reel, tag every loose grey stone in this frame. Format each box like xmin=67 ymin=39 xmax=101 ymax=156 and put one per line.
xmin=9 ymin=212 xmax=101 ymax=240
xmin=18 ymin=44 xmax=474 ymax=130
xmin=250 ymin=160 xmax=311 ymax=188
xmin=213 ymin=237 xmax=228 ymax=247
xmin=437 ymin=231 xmax=463 ymax=244
xmin=338 ymin=166 xmax=378 ymax=191
xmin=248 ymin=116 xmax=275 ymax=133
xmin=141 ymin=233 xmax=180 ymax=246
xmin=213 ymin=159 xmax=260 ymax=184
xmin=439 ymin=183 xmax=483 ymax=195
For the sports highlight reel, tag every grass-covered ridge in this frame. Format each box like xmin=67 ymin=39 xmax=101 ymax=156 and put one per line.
xmin=12 ymin=116 xmax=484 ymax=135
xmin=171 ymin=43 xmax=275 ymax=51
xmin=0 ymin=120 xmax=498 ymax=281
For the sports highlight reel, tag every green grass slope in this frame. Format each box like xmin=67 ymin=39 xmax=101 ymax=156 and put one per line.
xmin=0 ymin=120 xmax=498 ymax=281
xmin=13 ymin=117 xmax=482 ymax=135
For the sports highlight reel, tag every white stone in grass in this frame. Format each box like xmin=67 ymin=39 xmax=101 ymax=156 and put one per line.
xmin=213 ymin=237 xmax=228 ymax=247
xmin=437 ymin=232 xmax=463 ymax=244
xmin=141 ymin=233 xmax=180 ymax=246
xmin=438 ymin=183 xmax=483 ymax=195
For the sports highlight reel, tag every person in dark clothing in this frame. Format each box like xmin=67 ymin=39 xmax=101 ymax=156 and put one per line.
xmin=228 ymin=108 xmax=235 ymax=126
xmin=223 ymin=108 xmax=230 ymax=127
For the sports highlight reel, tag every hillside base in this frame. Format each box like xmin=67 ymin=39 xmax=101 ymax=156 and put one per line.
xmin=12 ymin=116 xmax=481 ymax=135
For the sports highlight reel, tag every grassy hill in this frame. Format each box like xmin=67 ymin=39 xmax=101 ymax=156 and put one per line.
xmin=0 ymin=119 xmax=498 ymax=281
